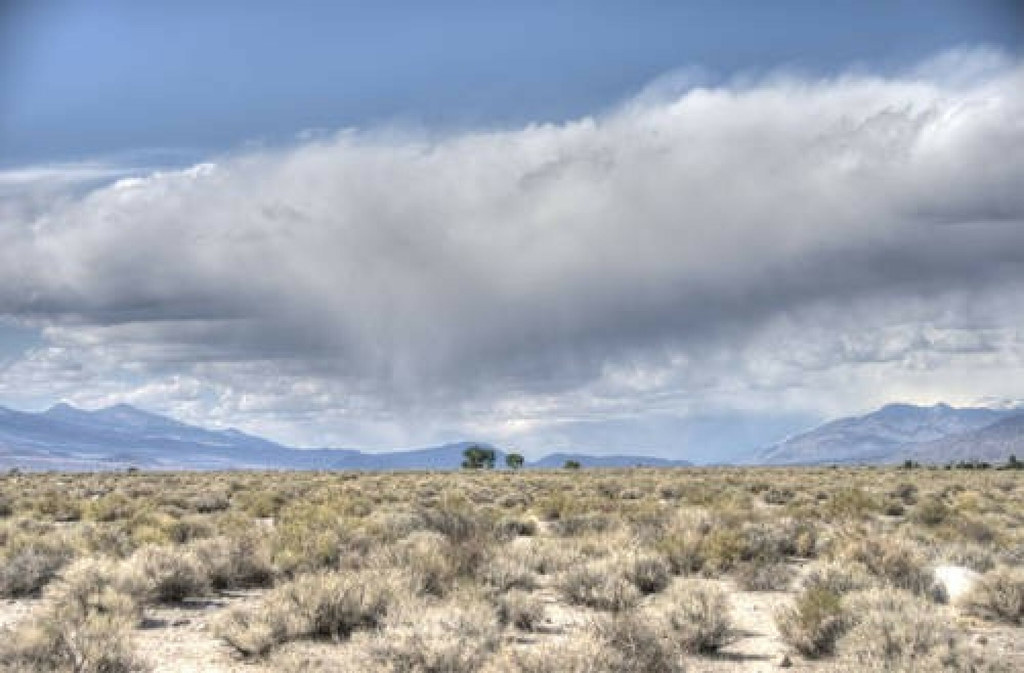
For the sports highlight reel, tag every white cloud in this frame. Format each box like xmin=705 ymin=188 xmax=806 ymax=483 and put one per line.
xmin=1 ymin=49 xmax=1023 ymax=458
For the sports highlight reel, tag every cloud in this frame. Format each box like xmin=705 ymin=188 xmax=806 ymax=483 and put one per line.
xmin=1 ymin=49 xmax=1023 ymax=456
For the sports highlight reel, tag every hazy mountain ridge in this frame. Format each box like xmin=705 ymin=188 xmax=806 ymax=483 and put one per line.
xmin=0 ymin=403 xmax=690 ymax=471
xmin=751 ymin=403 xmax=1024 ymax=465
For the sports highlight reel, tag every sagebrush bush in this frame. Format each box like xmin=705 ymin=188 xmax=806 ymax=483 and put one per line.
xmin=130 ymin=544 xmax=209 ymax=603
xmin=624 ymin=554 xmax=671 ymax=595
xmin=800 ymin=560 xmax=874 ymax=596
xmin=218 ymin=569 xmax=399 ymax=656
xmin=841 ymin=536 xmax=933 ymax=595
xmin=962 ymin=566 xmax=1023 ymax=625
xmin=557 ymin=560 xmax=640 ymax=612
xmin=663 ymin=581 xmax=735 ymax=654
xmin=593 ymin=613 xmax=685 ymax=673
xmin=192 ymin=534 xmax=276 ymax=590
xmin=776 ymin=586 xmax=847 ymax=657
xmin=735 ymin=560 xmax=792 ymax=591
xmin=836 ymin=588 xmax=1001 ymax=672
xmin=0 ymin=537 xmax=76 ymax=597
xmin=0 ymin=558 xmax=146 ymax=673
xmin=495 ymin=589 xmax=545 ymax=631
xmin=369 ymin=599 xmax=501 ymax=673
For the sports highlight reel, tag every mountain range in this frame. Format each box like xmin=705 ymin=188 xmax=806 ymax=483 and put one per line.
xmin=1 ymin=400 xmax=1022 ymax=471
xmin=0 ymin=403 xmax=692 ymax=471
xmin=749 ymin=402 xmax=1024 ymax=465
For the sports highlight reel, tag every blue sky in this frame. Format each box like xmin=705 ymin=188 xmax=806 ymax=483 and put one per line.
xmin=3 ymin=1 xmax=1020 ymax=165
xmin=0 ymin=1 xmax=1023 ymax=461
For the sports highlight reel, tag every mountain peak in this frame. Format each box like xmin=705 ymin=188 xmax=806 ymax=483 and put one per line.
xmin=44 ymin=401 xmax=87 ymax=417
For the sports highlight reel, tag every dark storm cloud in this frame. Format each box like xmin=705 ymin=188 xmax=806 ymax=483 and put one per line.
xmin=1 ymin=50 xmax=1023 ymax=448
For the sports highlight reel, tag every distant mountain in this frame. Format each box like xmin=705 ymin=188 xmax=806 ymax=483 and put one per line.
xmin=529 ymin=452 xmax=692 ymax=468
xmin=0 ymin=403 xmax=690 ymax=471
xmin=901 ymin=413 xmax=1024 ymax=464
xmin=749 ymin=403 xmax=1017 ymax=465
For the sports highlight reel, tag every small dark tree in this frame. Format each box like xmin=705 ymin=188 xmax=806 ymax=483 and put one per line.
xmin=505 ymin=453 xmax=525 ymax=470
xmin=563 ymin=459 xmax=582 ymax=470
xmin=462 ymin=445 xmax=496 ymax=470
xmin=1007 ymin=454 xmax=1021 ymax=470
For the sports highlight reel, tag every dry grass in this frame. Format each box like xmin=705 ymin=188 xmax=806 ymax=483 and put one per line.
xmin=0 ymin=465 xmax=1017 ymax=671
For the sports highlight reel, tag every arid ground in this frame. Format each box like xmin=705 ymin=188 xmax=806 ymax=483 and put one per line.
xmin=1 ymin=466 xmax=1021 ymax=672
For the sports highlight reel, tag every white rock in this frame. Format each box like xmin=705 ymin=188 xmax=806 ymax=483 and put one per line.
xmin=932 ymin=565 xmax=980 ymax=604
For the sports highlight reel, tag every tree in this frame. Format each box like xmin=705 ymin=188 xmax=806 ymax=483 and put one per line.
xmin=505 ymin=453 xmax=525 ymax=470
xmin=462 ymin=445 xmax=496 ymax=470
xmin=563 ymin=459 xmax=581 ymax=470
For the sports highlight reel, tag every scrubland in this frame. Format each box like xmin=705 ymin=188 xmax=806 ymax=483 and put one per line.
xmin=0 ymin=466 xmax=1020 ymax=672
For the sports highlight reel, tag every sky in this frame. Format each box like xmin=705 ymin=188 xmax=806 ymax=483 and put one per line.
xmin=0 ymin=1 xmax=1023 ymax=461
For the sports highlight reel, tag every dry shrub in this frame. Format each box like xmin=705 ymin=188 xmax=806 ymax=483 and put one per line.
xmin=272 ymin=503 xmax=351 ymax=574
xmin=592 ymin=613 xmax=686 ymax=673
xmin=735 ymin=560 xmax=792 ymax=591
xmin=839 ymin=587 xmax=1000 ymax=672
xmin=662 ymin=581 xmax=735 ymax=654
xmin=800 ymin=560 xmax=875 ymax=596
xmin=496 ymin=516 xmax=537 ymax=539
xmin=390 ymin=531 xmax=458 ymax=597
xmin=657 ymin=528 xmax=705 ymax=575
xmin=0 ymin=537 xmax=76 ymax=597
xmin=218 ymin=569 xmax=398 ymax=657
xmin=624 ymin=553 xmax=671 ymax=595
xmin=961 ymin=566 xmax=1023 ymax=625
xmin=129 ymin=544 xmax=209 ymax=603
xmin=557 ymin=559 xmax=640 ymax=612
xmin=776 ymin=586 xmax=847 ymax=657
xmin=502 ymin=633 xmax=614 ymax=673
xmin=419 ymin=502 xmax=496 ymax=578
xmin=370 ymin=599 xmax=501 ymax=672
xmin=553 ymin=513 xmax=616 ymax=537
xmin=495 ymin=589 xmax=545 ymax=631
xmin=479 ymin=554 xmax=537 ymax=593
xmin=192 ymin=534 xmax=277 ymax=590
xmin=0 ymin=558 xmax=147 ymax=673
xmin=841 ymin=536 xmax=933 ymax=595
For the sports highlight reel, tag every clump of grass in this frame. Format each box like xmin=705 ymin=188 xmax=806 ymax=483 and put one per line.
xmin=776 ymin=586 xmax=848 ymax=658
